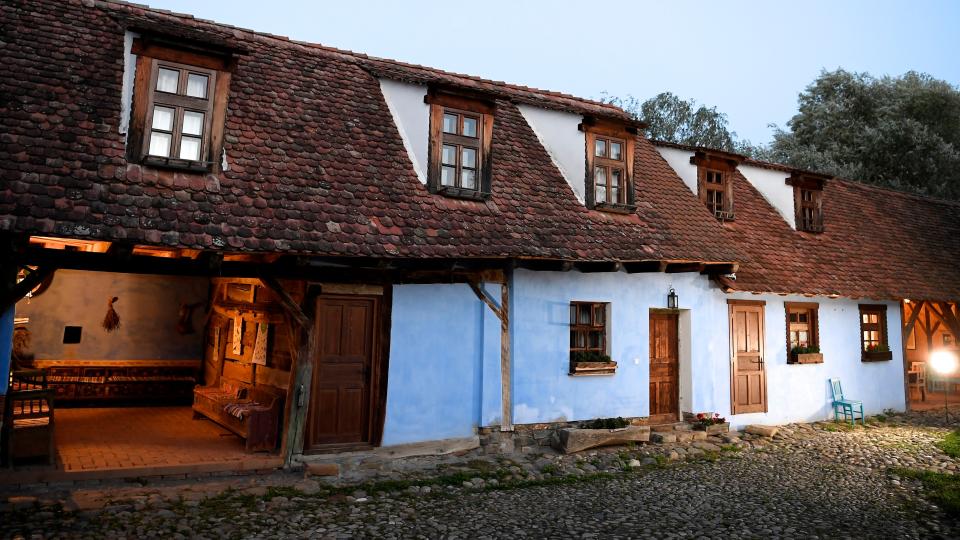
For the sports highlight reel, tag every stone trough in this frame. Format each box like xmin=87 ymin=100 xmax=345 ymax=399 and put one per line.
xmin=555 ymin=425 xmax=651 ymax=453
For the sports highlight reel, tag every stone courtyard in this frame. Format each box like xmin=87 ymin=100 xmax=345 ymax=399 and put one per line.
xmin=3 ymin=408 xmax=960 ymax=539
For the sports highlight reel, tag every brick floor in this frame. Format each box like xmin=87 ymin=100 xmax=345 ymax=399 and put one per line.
xmin=52 ymin=406 xmax=253 ymax=472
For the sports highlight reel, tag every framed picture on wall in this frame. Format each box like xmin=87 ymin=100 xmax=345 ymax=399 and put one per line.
xmin=907 ymin=329 xmax=916 ymax=350
xmin=945 ymin=334 xmax=955 ymax=347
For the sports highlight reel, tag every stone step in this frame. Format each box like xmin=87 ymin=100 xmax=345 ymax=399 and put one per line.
xmin=650 ymin=422 xmax=694 ymax=433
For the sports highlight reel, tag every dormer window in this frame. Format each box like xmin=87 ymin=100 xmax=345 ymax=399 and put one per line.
xmin=581 ymin=120 xmax=636 ymax=213
xmin=691 ymin=150 xmax=741 ymax=221
xmin=129 ymin=38 xmax=233 ymax=172
xmin=786 ymin=171 xmax=828 ymax=233
xmin=426 ymin=90 xmax=494 ymax=200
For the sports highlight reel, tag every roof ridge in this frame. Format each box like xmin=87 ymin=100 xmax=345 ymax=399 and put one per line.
xmin=96 ymin=0 xmax=623 ymax=113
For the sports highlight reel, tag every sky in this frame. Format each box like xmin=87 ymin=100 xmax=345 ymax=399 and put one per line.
xmin=142 ymin=0 xmax=960 ymax=144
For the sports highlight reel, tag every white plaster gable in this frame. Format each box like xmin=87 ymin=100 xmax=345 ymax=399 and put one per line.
xmin=738 ymin=164 xmax=796 ymax=229
xmin=377 ymin=78 xmax=429 ymax=184
xmin=120 ymin=30 xmax=140 ymax=137
xmin=517 ymin=105 xmax=586 ymax=203
xmin=655 ymin=146 xmax=698 ymax=195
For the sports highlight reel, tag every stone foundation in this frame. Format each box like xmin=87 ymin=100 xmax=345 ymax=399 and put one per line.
xmin=478 ymin=417 xmax=649 ymax=455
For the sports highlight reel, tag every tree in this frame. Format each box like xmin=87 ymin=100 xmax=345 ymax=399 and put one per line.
xmin=602 ymin=92 xmax=749 ymax=153
xmin=768 ymin=69 xmax=960 ymax=200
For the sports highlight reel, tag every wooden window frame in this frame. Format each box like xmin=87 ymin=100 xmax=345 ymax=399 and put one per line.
xmin=787 ymin=172 xmax=827 ymax=232
xmin=582 ymin=120 xmax=636 ymax=213
xmin=859 ymin=304 xmax=892 ymax=361
xmin=569 ymin=301 xmax=610 ymax=358
xmin=784 ymin=302 xmax=821 ymax=364
xmin=692 ymin=151 xmax=739 ymax=221
xmin=129 ymin=39 xmax=233 ymax=173
xmin=426 ymin=90 xmax=494 ymax=200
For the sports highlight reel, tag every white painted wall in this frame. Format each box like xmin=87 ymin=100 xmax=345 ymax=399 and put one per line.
xmin=378 ymin=79 xmax=429 ymax=184
xmin=655 ymin=146 xmax=698 ymax=195
xmin=120 ymin=31 xmax=139 ymax=137
xmin=738 ymin=164 xmax=796 ymax=229
xmin=517 ymin=105 xmax=586 ymax=203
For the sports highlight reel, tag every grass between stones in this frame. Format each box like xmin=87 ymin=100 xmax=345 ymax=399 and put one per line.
xmin=892 ymin=467 xmax=960 ymax=517
xmin=937 ymin=430 xmax=960 ymax=458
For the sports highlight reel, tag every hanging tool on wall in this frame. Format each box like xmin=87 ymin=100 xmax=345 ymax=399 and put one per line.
xmin=102 ymin=296 xmax=120 ymax=332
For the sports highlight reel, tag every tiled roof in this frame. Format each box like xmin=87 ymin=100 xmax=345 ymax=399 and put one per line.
xmin=655 ymin=141 xmax=960 ymax=302
xmin=0 ymin=0 xmax=736 ymax=264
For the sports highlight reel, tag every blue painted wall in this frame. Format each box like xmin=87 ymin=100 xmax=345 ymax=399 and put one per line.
xmin=0 ymin=307 xmax=13 ymax=395
xmin=381 ymin=283 xmax=501 ymax=446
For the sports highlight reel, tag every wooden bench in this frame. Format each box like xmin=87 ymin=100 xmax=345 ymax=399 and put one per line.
xmin=192 ymin=380 xmax=282 ymax=452
xmin=3 ymin=369 xmax=56 ymax=466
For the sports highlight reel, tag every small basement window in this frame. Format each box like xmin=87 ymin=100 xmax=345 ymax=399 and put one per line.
xmin=859 ymin=304 xmax=891 ymax=361
xmin=569 ymin=301 xmax=616 ymax=375
xmin=784 ymin=302 xmax=821 ymax=364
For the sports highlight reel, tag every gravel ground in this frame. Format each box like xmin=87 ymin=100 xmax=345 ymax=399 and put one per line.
xmin=4 ymin=411 xmax=960 ymax=539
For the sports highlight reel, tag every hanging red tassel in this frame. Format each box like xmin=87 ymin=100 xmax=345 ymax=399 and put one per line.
xmin=102 ymin=296 xmax=121 ymax=332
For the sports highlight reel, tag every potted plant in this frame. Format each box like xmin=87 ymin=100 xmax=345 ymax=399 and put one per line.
xmin=790 ymin=345 xmax=823 ymax=364
xmin=862 ymin=343 xmax=892 ymax=362
xmin=569 ymin=351 xmax=617 ymax=375
xmin=692 ymin=412 xmax=729 ymax=434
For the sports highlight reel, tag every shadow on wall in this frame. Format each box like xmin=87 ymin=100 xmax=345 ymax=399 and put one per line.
xmin=15 ymin=270 xmax=208 ymax=360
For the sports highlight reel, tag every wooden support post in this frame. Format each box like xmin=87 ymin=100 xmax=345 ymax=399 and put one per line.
xmin=258 ymin=272 xmax=314 ymax=467
xmin=903 ymin=300 xmax=925 ymax=339
xmin=468 ymin=277 xmax=512 ymax=431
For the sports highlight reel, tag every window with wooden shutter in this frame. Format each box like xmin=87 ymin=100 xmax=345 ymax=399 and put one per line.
xmin=859 ymin=304 xmax=892 ymax=361
xmin=582 ymin=120 xmax=637 ymax=213
xmin=690 ymin=150 xmax=740 ymax=222
xmin=786 ymin=171 xmax=829 ymax=232
xmin=426 ymin=90 xmax=494 ymax=200
xmin=129 ymin=38 xmax=233 ymax=173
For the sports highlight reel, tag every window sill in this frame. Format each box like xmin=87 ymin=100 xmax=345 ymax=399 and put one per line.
xmin=435 ymin=186 xmax=491 ymax=201
xmin=862 ymin=350 xmax=893 ymax=362
xmin=569 ymin=360 xmax=617 ymax=376
xmin=592 ymin=202 xmax=637 ymax=215
xmin=142 ymin=155 xmax=214 ymax=173
xmin=788 ymin=352 xmax=823 ymax=365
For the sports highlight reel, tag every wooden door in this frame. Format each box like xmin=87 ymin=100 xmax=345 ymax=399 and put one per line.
xmin=306 ymin=294 xmax=379 ymax=449
xmin=729 ymin=301 xmax=767 ymax=414
xmin=649 ymin=312 xmax=679 ymax=424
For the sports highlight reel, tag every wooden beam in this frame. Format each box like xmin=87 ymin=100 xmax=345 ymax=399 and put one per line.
xmin=1 ymin=267 xmax=55 ymax=312
xmin=499 ymin=279 xmax=512 ymax=431
xmin=903 ymin=300 xmax=926 ymax=338
xmin=665 ymin=262 xmax=706 ymax=274
xmin=514 ymin=259 xmax=574 ymax=272
xmin=283 ymin=322 xmax=316 ymax=467
xmin=258 ymin=272 xmax=310 ymax=328
xmin=468 ymin=281 xmax=503 ymax=319
xmin=623 ymin=261 xmax=666 ymax=273
xmin=700 ymin=263 xmax=738 ymax=275
xmin=574 ymin=261 xmax=622 ymax=273
xmin=931 ymin=301 xmax=960 ymax=338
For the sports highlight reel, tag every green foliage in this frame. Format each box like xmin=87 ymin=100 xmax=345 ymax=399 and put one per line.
xmin=583 ymin=416 xmax=630 ymax=429
xmin=892 ymin=468 xmax=960 ymax=517
xmin=570 ymin=351 xmax=614 ymax=363
xmin=768 ymin=69 xmax=960 ymax=200
xmin=866 ymin=343 xmax=891 ymax=353
xmin=937 ymin=430 xmax=960 ymax=458
xmin=791 ymin=345 xmax=821 ymax=355
xmin=600 ymin=91 xmax=759 ymax=155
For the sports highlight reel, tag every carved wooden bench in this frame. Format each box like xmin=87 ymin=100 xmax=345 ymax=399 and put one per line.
xmin=192 ymin=381 xmax=282 ymax=452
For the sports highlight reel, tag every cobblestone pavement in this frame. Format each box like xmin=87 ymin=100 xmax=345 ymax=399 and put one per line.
xmin=3 ymin=409 xmax=960 ymax=539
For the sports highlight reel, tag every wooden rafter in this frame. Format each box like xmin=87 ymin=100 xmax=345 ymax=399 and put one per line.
xmin=1 ymin=266 xmax=55 ymax=312
xmin=903 ymin=300 xmax=926 ymax=338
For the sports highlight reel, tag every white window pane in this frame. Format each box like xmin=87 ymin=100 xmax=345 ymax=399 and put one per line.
xmin=610 ymin=142 xmax=622 ymax=160
xmin=595 ymin=166 xmax=606 ymax=185
xmin=611 ymin=168 xmax=621 ymax=188
xmin=442 ymin=144 xmax=457 ymax=166
xmin=186 ymin=73 xmax=208 ymax=98
xmin=462 ymin=169 xmax=477 ymax=189
xmin=157 ymin=68 xmax=179 ymax=93
xmin=595 ymin=139 xmax=606 ymax=157
xmin=596 ymin=184 xmax=607 ymax=203
xmin=441 ymin=166 xmax=456 ymax=186
xmin=443 ymin=114 xmax=458 ymax=134
xmin=148 ymin=131 xmax=171 ymax=156
xmin=461 ymin=147 xmax=477 ymax=168
xmin=152 ymin=106 xmax=174 ymax=131
xmin=182 ymin=111 xmax=204 ymax=136
xmin=179 ymin=136 xmax=201 ymax=161
xmin=462 ymin=116 xmax=478 ymax=138
xmin=610 ymin=186 xmax=619 ymax=203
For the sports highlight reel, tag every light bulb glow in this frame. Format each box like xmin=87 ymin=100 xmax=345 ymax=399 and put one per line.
xmin=930 ymin=350 xmax=958 ymax=375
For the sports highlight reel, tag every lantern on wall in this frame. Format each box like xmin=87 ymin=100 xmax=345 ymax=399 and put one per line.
xmin=667 ymin=287 xmax=678 ymax=310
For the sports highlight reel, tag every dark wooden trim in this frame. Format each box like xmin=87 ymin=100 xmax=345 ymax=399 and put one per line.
xmin=574 ymin=261 xmax=622 ymax=273
xmin=424 ymin=89 xmax=496 ymax=115
xmin=784 ymin=302 xmax=820 ymax=364
xmin=665 ymin=262 xmax=705 ymax=274
xmin=727 ymin=299 xmax=766 ymax=306
xmin=858 ymin=304 xmax=890 ymax=362
xmin=624 ymin=261 xmax=667 ymax=273
xmin=258 ymin=273 xmax=310 ymax=328
xmin=132 ymin=38 xmax=232 ymax=71
xmin=371 ymin=285 xmax=392 ymax=446
xmin=1 ymin=267 xmax=55 ymax=312
xmin=690 ymin=151 xmax=741 ymax=171
xmin=582 ymin=126 xmax=636 ymax=209
xmin=515 ymin=259 xmax=574 ymax=272
xmin=700 ymin=263 xmax=738 ymax=275
xmin=593 ymin=202 xmax=637 ymax=214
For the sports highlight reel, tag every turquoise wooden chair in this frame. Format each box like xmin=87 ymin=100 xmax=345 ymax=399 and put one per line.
xmin=830 ymin=378 xmax=865 ymax=426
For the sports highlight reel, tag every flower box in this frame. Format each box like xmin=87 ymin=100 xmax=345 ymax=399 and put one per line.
xmin=569 ymin=360 xmax=617 ymax=376
xmin=790 ymin=352 xmax=824 ymax=364
xmin=862 ymin=350 xmax=892 ymax=362
xmin=693 ymin=422 xmax=730 ymax=434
